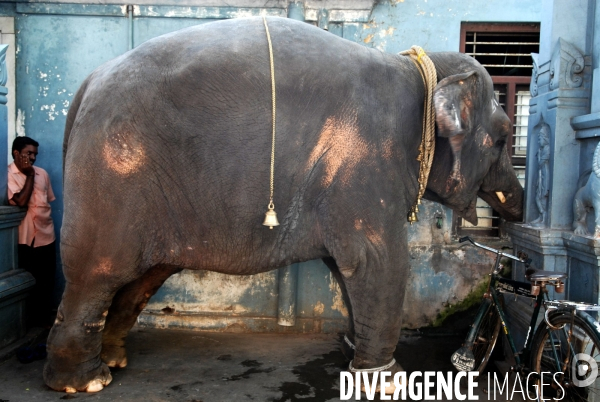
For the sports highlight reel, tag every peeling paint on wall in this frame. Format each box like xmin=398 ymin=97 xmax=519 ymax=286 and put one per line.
xmin=329 ymin=273 xmax=348 ymax=317
xmin=402 ymin=244 xmax=498 ymax=328
xmin=15 ymin=109 xmax=25 ymax=137
xmin=313 ymin=301 xmax=325 ymax=316
xmin=40 ymin=104 xmax=56 ymax=120
xmin=146 ymin=269 xmax=277 ymax=314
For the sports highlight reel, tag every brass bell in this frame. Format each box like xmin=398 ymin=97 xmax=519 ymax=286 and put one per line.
xmin=263 ymin=204 xmax=280 ymax=229
xmin=408 ymin=210 xmax=418 ymax=224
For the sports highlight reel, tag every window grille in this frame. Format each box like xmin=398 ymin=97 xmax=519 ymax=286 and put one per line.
xmin=464 ymin=30 xmax=539 ymax=76
xmin=514 ymin=90 xmax=531 ymax=157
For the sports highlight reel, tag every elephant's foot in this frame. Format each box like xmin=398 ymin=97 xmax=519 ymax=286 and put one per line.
xmin=65 ymin=377 xmax=110 ymax=393
xmin=44 ymin=358 xmax=113 ymax=393
xmin=101 ymin=343 xmax=128 ymax=368
xmin=350 ymin=359 xmax=404 ymax=395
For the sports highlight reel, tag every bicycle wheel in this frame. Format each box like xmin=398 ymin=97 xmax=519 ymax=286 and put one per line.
xmin=530 ymin=309 xmax=600 ymax=402
xmin=471 ymin=300 xmax=502 ymax=373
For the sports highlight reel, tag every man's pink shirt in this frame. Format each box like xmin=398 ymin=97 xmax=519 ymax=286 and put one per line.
xmin=8 ymin=162 xmax=56 ymax=247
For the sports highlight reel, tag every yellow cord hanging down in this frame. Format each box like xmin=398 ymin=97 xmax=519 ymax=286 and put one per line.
xmin=399 ymin=46 xmax=437 ymax=224
xmin=262 ymin=17 xmax=280 ymax=229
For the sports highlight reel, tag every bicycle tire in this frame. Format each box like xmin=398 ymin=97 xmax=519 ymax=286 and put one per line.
xmin=472 ymin=300 xmax=502 ymax=373
xmin=530 ymin=309 xmax=600 ymax=402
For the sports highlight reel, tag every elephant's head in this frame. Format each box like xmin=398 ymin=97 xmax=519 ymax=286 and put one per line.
xmin=424 ymin=53 xmax=523 ymax=225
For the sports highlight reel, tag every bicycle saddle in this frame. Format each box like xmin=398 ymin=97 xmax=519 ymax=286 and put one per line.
xmin=525 ymin=268 xmax=567 ymax=281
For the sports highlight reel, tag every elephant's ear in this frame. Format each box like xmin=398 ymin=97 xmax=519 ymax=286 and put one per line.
xmin=433 ymin=71 xmax=478 ymax=192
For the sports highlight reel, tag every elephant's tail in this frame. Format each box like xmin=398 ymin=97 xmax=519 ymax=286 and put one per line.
xmin=62 ymin=76 xmax=91 ymax=173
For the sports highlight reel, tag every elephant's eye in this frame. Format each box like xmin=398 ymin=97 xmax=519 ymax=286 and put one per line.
xmin=495 ymin=139 xmax=506 ymax=147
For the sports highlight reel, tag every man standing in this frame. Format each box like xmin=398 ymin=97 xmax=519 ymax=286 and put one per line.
xmin=8 ymin=136 xmax=56 ymax=327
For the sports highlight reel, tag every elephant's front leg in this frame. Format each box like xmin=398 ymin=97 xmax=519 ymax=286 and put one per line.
xmin=322 ymin=257 xmax=356 ymax=360
xmin=101 ymin=265 xmax=181 ymax=368
xmin=338 ymin=245 xmax=408 ymax=394
xmin=44 ymin=280 xmax=114 ymax=393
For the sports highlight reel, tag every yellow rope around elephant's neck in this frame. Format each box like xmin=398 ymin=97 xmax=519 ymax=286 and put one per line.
xmin=262 ymin=17 xmax=280 ymax=229
xmin=399 ymin=46 xmax=437 ymax=224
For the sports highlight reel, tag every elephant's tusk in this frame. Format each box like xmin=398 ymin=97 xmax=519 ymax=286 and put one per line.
xmin=496 ymin=191 xmax=506 ymax=204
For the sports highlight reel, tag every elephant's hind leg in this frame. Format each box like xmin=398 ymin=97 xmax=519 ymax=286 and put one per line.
xmin=44 ymin=246 xmax=151 ymax=393
xmin=44 ymin=278 xmax=116 ymax=393
xmin=101 ymin=265 xmax=181 ymax=368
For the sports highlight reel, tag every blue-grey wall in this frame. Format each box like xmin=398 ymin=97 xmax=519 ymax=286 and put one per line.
xmin=1 ymin=0 xmax=542 ymax=330
xmin=361 ymin=0 xmax=541 ymax=53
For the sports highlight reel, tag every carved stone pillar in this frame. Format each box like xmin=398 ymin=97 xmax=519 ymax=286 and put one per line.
xmin=525 ymin=38 xmax=591 ymax=230
xmin=508 ymin=1 xmax=594 ymax=277
xmin=0 ymin=43 xmax=34 ymax=349
xmin=505 ymin=0 xmax=597 ymax=334
xmin=507 ymin=34 xmax=591 ymax=280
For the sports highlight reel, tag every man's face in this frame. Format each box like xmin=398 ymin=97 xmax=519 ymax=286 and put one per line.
xmin=14 ymin=145 xmax=38 ymax=165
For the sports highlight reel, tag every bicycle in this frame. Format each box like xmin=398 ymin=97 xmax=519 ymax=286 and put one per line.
xmin=451 ymin=236 xmax=600 ymax=401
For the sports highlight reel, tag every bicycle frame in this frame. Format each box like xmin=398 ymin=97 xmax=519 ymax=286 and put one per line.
xmin=451 ymin=240 xmax=534 ymax=372
xmin=488 ymin=264 xmax=546 ymax=369
xmin=457 ymin=237 xmax=600 ymax=376
xmin=458 ymin=246 xmax=544 ymax=370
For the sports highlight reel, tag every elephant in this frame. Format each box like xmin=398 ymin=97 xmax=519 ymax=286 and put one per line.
xmin=44 ymin=16 xmax=523 ymax=393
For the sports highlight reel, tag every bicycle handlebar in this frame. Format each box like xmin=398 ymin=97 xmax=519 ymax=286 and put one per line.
xmin=459 ymin=236 xmax=528 ymax=263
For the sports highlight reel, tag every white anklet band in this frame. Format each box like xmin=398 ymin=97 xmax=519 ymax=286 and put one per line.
xmin=349 ymin=358 xmax=396 ymax=373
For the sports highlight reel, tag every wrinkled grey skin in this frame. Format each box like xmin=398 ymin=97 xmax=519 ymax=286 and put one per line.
xmin=45 ymin=17 xmax=523 ymax=392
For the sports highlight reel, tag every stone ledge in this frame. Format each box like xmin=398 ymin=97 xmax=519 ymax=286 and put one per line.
xmin=0 ymin=269 xmax=35 ymax=303
xmin=504 ymin=223 xmax=567 ymax=254
xmin=562 ymin=231 xmax=600 ymax=255
xmin=17 ymin=1 xmax=376 ymax=19
xmin=11 ymin=0 xmax=376 ymax=9
xmin=506 ymin=223 xmax=600 ymax=250
xmin=0 ymin=327 xmax=46 ymax=364
xmin=0 ymin=206 xmax=25 ymax=230
xmin=572 ymin=112 xmax=600 ymax=133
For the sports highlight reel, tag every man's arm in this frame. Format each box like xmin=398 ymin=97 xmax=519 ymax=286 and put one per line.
xmin=9 ymin=154 xmax=35 ymax=207
xmin=10 ymin=175 xmax=35 ymax=206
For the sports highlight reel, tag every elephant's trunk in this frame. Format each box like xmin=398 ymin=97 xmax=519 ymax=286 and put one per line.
xmin=479 ymin=149 xmax=524 ymax=222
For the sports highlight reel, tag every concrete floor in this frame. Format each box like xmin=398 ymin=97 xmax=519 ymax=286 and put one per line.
xmin=0 ymin=325 xmax=524 ymax=402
